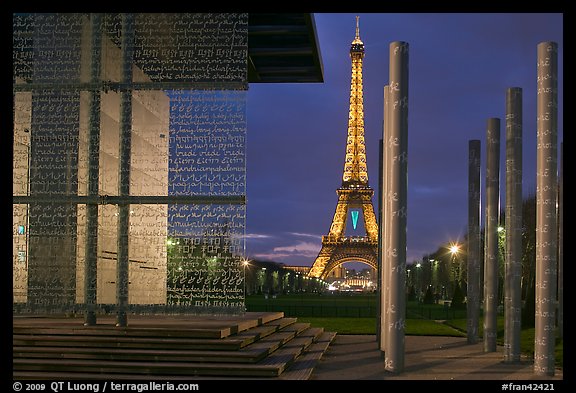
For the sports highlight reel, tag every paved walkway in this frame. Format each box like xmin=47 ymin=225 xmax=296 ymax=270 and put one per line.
xmin=310 ymin=335 xmax=564 ymax=381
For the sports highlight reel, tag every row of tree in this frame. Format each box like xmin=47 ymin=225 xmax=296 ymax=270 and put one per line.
xmin=408 ymin=193 xmax=545 ymax=327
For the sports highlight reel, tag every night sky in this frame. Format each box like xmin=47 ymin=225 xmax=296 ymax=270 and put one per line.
xmin=244 ymin=13 xmax=563 ymax=268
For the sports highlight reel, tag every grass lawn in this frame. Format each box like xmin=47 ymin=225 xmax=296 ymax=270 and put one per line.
xmin=297 ymin=317 xmax=465 ymax=337
xmin=246 ymin=293 xmax=378 ymax=317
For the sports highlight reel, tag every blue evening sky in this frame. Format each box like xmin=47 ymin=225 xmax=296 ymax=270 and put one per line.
xmin=244 ymin=13 xmax=563 ymax=268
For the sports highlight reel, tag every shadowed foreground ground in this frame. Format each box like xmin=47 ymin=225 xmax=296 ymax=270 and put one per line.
xmin=310 ymin=335 xmax=563 ymax=381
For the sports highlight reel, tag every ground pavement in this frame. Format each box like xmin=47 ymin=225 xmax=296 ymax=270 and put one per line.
xmin=310 ymin=335 xmax=564 ymax=381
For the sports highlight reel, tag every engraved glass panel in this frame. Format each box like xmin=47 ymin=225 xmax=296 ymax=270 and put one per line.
xmin=13 ymin=13 xmax=248 ymax=315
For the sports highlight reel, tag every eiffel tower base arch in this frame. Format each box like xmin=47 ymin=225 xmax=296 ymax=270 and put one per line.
xmin=308 ymin=238 xmax=378 ymax=280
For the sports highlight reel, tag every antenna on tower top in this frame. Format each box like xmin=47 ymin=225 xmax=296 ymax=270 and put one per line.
xmin=351 ymin=15 xmax=363 ymax=47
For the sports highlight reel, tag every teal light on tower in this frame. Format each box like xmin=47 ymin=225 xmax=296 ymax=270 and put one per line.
xmin=351 ymin=210 xmax=359 ymax=230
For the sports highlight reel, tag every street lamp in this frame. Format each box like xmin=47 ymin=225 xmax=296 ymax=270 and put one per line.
xmin=242 ymin=258 xmax=250 ymax=299
xmin=415 ymin=263 xmax=422 ymax=298
xmin=261 ymin=267 xmax=267 ymax=295
xmin=429 ymin=258 xmax=437 ymax=295
xmin=448 ymin=243 xmax=461 ymax=298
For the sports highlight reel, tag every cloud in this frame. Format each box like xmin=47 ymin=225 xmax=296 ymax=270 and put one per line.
xmin=243 ymin=233 xmax=273 ymax=240
xmin=252 ymin=241 xmax=321 ymax=262
xmin=273 ymin=241 xmax=320 ymax=256
xmin=252 ymin=252 xmax=293 ymax=260
xmin=287 ymin=232 xmax=321 ymax=239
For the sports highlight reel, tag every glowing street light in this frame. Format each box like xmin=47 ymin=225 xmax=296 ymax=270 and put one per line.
xmin=448 ymin=242 xmax=461 ymax=296
xmin=414 ymin=262 xmax=422 ymax=294
xmin=429 ymin=258 xmax=437 ymax=293
xmin=449 ymin=243 xmax=460 ymax=256
xmin=241 ymin=258 xmax=250 ymax=299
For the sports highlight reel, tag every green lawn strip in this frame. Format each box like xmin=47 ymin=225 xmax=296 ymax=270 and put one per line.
xmin=405 ymin=301 xmax=467 ymax=320
xmin=407 ymin=319 xmax=466 ymax=337
xmin=246 ymin=293 xmax=378 ymax=307
xmin=246 ymin=294 xmax=378 ymax=317
xmin=295 ymin=317 xmax=376 ymax=334
xmin=296 ymin=317 xmax=465 ymax=337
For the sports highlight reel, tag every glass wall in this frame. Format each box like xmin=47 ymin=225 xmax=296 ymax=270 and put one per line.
xmin=13 ymin=13 xmax=248 ymax=316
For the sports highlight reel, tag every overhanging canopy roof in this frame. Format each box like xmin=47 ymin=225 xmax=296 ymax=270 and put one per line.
xmin=13 ymin=13 xmax=324 ymax=86
xmin=248 ymin=13 xmax=324 ymax=83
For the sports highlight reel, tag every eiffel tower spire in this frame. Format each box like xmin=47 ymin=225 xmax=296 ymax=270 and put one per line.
xmin=343 ymin=15 xmax=367 ymax=186
xmin=308 ymin=17 xmax=378 ymax=279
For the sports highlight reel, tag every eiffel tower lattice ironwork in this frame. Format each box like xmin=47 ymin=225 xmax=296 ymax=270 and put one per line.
xmin=308 ymin=17 xmax=378 ymax=279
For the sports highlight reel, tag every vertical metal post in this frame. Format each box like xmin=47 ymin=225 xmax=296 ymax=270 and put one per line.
xmin=484 ymin=117 xmax=500 ymax=353
xmin=116 ymin=13 xmax=135 ymax=327
xmin=84 ymin=13 xmax=102 ymax=326
xmin=504 ymin=87 xmax=523 ymax=362
xmin=467 ymin=139 xmax=481 ymax=344
xmin=557 ymin=142 xmax=563 ymax=340
xmin=385 ymin=41 xmax=408 ymax=373
xmin=376 ymin=136 xmax=382 ymax=348
xmin=534 ymin=41 xmax=558 ymax=376
xmin=379 ymin=85 xmax=390 ymax=352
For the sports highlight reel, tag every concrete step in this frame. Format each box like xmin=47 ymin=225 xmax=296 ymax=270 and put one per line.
xmin=13 ymin=317 xmax=297 ymax=351
xmin=279 ymin=331 xmax=337 ymax=380
xmin=13 ymin=327 xmax=326 ymax=378
xmin=14 ymin=344 xmax=267 ymax=364
xmin=13 ymin=334 xmax=248 ymax=351
xmin=13 ymin=325 xmax=230 ymax=339
xmin=12 ymin=312 xmax=285 ymax=340
xmin=13 ymin=314 xmax=334 ymax=379
xmin=13 ymin=320 xmax=303 ymax=365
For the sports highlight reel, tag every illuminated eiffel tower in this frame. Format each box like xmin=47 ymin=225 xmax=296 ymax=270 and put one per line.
xmin=308 ymin=17 xmax=378 ymax=279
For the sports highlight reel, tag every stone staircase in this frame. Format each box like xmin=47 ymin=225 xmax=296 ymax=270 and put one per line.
xmin=12 ymin=312 xmax=336 ymax=380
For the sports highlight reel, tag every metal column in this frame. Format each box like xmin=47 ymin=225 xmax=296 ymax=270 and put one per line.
xmin=534 ymin=41 xmax=558 ymax=376
xmin=484 ymin=117 xmax=500 ymax=353
xmin=467 ymin=140 xmax=481 ymax=344
xmin=377 ymin=135 xmax=382 ymax=348
xmin=557 ymin=142 xmax=563 ymax=340
xmin=504 ymin=87 xmax=523 ymax=362
xmin=379 ymin=85 xmax=390 ymax=352
xmin=384 ymin=41 xmax=408 ymax=373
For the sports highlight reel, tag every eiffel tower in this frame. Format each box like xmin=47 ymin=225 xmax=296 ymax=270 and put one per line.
xmin=308 ymin=17 xmax=378 ymax=279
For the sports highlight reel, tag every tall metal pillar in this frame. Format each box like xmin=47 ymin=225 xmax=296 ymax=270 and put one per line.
xmin=484 ymin=117 xmax=500 ymax=353
xmin=385 ymin=41 xmax=408 ymax=373
xmin=376 ymin=136 xmax=383 ymax=348
xmin=379 ymin=85 xmax=391 ymax=352
xmin=84 ymin=13 xmax=102 ymax=326
xmin=557 ymin=142 xmax=563 ymax=340
xmin=504 ymin=87 xmax=523 ymax=362
xmin=466 ymin=139 xmax=481 ymax=344
xmin=116 ymin=13 xmax=135 ymax=327
xmin=534 ymin=41 xmax=558 ymax=376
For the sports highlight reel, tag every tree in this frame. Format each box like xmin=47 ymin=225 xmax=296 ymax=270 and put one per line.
xmin=451 ymin=283 xmax=465 ymax=309
xmin=407 ymin=284 xmax=416 ymax=301
xmin=522 ymin=283 xmax=535 ymax=328
xmin=423 ymin=286 xmax=435 ymax=304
